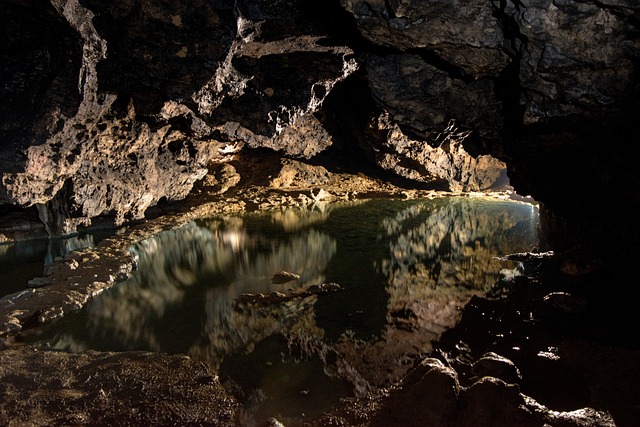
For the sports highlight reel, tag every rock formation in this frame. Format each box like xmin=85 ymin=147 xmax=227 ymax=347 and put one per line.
xmin=2 ymin=0 xmax=638 ymax=249
xmin=0 ymin=0 xmax=638 ymax=407
xmin=1 ymin=0 xmax=358 ymax=235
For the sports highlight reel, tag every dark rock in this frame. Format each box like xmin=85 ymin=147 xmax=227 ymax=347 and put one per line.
xmin=472 ymin=352 xmax=522 ymax=385
xmin=235 ymin=282 xmax=341 ymax=306
xmin=81 ymin=0 xmax=237 ymax=115
xmin=341 ymin=0 xmax=511 ymax=78
xmin=458 ymin=377 xmax=533 ymax=427
xmin=376 ymin=358 xmax=460 ymax=427
xmin=542 ymin=292 xmax=588 ymax=315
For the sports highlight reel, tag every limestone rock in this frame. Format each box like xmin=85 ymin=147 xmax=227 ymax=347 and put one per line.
xmin=341 ymin=0 xmax=510 ymax=77
xmin=364 ymin=111 xmax=509 ymax=191
xmin=458 ymin=377 xmax=533 ymax=427
xmin=364 ymin=53 xmax=503 ymax=139
xmin=0 ymin=0 xmax=357 ymax=235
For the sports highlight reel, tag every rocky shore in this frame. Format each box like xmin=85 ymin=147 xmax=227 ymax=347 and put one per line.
xmin=2 ymin=0 xmax=639 ymax=425
xmin=1 ymin=157 xmax=637 ymax=426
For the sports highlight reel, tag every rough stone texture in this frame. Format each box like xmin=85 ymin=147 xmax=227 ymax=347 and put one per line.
xmin=377 ymin=359 xmax=461 ymax=427
xmin=340 ymin=0 xmax=511 ymax=78
xmin=2 ymin=1 xmax=640 ymax=424
xmin=364 ymin=53 xmax=503 ymax=139
xmin=515 ymin=0 xmax=639 ymax=124
xmin=2 ymin=0 xmax=640 ymax=245
xmin=472 ymin=352 xmax=522 ymax=385
xmin=0 ymin=347 xmax=238 ymax=426
xmin=363 ymin=110 xmax=509 ymax=191
xmin=341 ymin=0 xmax=640 ymax=252
xmin=0 ymin=0 xmax=357 ymax=236
xmin=318 ymin=353 xmax=615 ymax=427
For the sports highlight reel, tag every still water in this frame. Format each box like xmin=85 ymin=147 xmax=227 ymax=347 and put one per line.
xmin=0 ymin=231 xmax=113 ymax=298
xmin=25 ymin=197 xmax=539 ymax=426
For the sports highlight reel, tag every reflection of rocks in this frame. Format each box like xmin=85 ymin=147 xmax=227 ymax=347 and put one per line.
xmin=322 ymin=198 xmax=538 ymax=389
xmin=33 ymin=215 xmax=337 ymax=369
xmin=270 ymin=270 xmax=300 ymax=284
xmin=236 ymin=283 xmax=341 ymax=306
xmin=16 ymin=198 xmax=543 ymax=425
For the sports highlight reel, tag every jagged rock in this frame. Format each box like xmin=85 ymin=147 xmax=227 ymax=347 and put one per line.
xmin=201 ymin=163 xmax=241 ymax=195
xmin=513 ymin=0 xmax=640 ymax=124
xmin=0 ymin=0 xmax=356 ymax=235
xmin=363 ymin=111 xmax=509 ymax=191
xmin=269 ymin=158 xmax=332 ymax=189
xmin=365 ymin=51 xmax=503 ymax=134
xmin=2 ymin=0 xmax=640 ymax=250
xmin=341 ymin=0 xmax=511 ymax=78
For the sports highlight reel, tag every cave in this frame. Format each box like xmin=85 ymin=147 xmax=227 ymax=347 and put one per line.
xmin=1 ymin=0 xmax=639 ymax=426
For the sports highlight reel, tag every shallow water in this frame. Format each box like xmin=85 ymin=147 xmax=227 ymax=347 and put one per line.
xmin=24 ymin=197 xmax=539 ymax=426
xmin=0 ymin=231 xmax=113 ymax=298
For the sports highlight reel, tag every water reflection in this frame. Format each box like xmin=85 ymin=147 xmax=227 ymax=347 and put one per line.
xmin=0 ymin=233 xmax=109 ymax=298
xmin=25 ymin=197 xmax=538 ymax=426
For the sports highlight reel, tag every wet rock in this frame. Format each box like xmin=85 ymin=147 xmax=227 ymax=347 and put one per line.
xmin=472 ymin=352 xmax=522 ymax=385
xmin=262 ymin=417 xmax=286 ymax=427
xmin=26 ymin=277 xmax=48 ymax=289
xmin=377 ymin=358 xmax=460 ymax=427
xmin=458 ymin=377 xmax=534 ymax=427
xmin=307 ymin=282 xmax=341 ymax=293
xmin=236 ymin=282 xmax=341 ymax=306
xmin=271 ymin=270 xmax=300 ymax=284
xmin=543 ymin=292 xmax=588 ymax=315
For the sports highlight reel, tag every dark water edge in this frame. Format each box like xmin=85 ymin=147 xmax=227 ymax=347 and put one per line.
xmin=21 ymin=197 xmax=539 ymax=426
xmin=0 ymin=230 xmax=115 ymax=298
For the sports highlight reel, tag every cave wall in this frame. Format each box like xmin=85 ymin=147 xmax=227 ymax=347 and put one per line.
xmin=1 ymin=0 xmax=639 ymax=247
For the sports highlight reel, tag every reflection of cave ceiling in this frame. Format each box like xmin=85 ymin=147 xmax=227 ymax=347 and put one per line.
xmin=32 ymin=198 xmax=538 ymax=391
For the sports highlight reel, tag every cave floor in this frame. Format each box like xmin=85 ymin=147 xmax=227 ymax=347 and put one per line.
xmin=2 ymin=153 xmax=636 ymax=426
